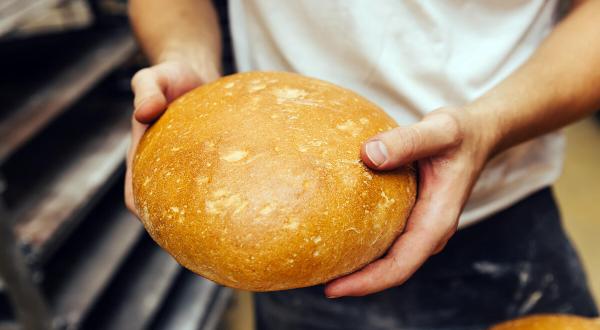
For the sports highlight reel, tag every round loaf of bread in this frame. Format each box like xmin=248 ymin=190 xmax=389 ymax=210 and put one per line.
xmin=490 ymin=315 xmax=600 ymax=330
xmin=132 ymin=71 xmax=417 ymax=291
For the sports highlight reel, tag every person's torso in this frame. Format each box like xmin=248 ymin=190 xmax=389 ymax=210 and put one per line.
xmin=228 ymin=0 xmax=565 ymax=226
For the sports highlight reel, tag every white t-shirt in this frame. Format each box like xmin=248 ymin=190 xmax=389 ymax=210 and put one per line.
xmin=228 ymin=0 xmax=565 ymax=227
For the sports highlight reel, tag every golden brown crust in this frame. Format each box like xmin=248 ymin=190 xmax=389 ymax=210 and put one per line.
xmin=132 ymin=71 xmax=417 ymax=291
xmin=490 ymin=314 xmax=600 ymax=330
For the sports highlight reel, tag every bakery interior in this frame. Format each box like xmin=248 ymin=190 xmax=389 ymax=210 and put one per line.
xmin=0 ymin=1 xmax=599 ymax=329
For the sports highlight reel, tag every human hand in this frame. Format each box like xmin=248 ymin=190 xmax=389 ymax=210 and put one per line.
xmin=325 ymin=108 xmax=497 ymax=297
xmin=125 ymin=61 xmax=217 ymax=216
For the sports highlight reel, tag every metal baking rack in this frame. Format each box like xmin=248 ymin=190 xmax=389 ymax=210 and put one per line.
xmin=0 ymin=1 xmax=232 ymax=329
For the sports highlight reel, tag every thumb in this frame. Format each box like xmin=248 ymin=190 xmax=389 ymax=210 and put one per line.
xmin=131 ymin=67 xmax=168 ymax=124
xmin=361 ymin=111 xmax=463 ymax=170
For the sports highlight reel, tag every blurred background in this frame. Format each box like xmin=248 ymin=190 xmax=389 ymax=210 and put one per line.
xmin=0 ymin=1 xmax=597 ymax=330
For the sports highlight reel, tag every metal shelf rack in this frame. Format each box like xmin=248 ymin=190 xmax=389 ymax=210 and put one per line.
xmin=0 ymin=2 xmax=233 ymax=329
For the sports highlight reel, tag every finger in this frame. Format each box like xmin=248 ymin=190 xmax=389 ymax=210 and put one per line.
xmin=324 ymin=230 xmax=436 ymax=297
xmin=125 ymin=116 xmax=148 ymax=218
xmin=131 ymin=68 xmax=168 ymax=124
xmin=324 ymin=165 xmax=460 ymax=297
xmin=126 ymin=116 xmax=148 ymax=172
xmin=124 ymin=167 xmax=137 ymax=217
xmin=362 ymin=112 xmax=462 ymax=170
xmin=432 ymin=239 xmax=449 ymax=255
xmin=324 ymin=208 xmax=452 ymax=297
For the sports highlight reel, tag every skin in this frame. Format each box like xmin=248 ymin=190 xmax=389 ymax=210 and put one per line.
xmin=126 ymin=0 xmax=600 ymax=298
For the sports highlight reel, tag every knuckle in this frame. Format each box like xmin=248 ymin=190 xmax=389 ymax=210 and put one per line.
xmin=384 ymin=126 xmax=419 ymax=162
xmin=443 ymin=217 xmax=459 ymax=236
xmin=389 ymin=255 xmax=410 ymax=284
xmin=390 ymin=254 xmax=403 ymax=267
xmin=432 ymin=226 xmax=456 ymax=255
xmin=437 ymin=222 xmax=457 ymax=249
xmin=433 ymin=240 xmax=448 ymax=255
xmin=396 ymin=126 xmax=423 ymax=160
xmin=431 ymin=110 xmax=464 ymax=146
xmin=131 ymin=68 xmax=155 ymax=87
xmin=402 ymin=126 xmax=421 ymax=160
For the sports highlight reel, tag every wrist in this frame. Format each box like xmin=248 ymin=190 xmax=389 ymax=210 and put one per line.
xmin=462 ymin=102 xmax=503 ymax=162
xmin=158 ymin=46 xmax=221 ymax=83
xmin=461 ymin=103 xmax=502 ymax=167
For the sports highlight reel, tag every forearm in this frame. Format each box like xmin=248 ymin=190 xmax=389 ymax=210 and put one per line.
xmin=468 ymin=0 xmax=600 ymax=155
xmin=128 ymin=0 xmax=221 ymax=80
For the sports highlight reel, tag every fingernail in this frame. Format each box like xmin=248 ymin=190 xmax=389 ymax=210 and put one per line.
xmin=326 ymin=295 xmax=340 ymax=299
xmin=365 ymin=140 xmax=388 ymax=166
